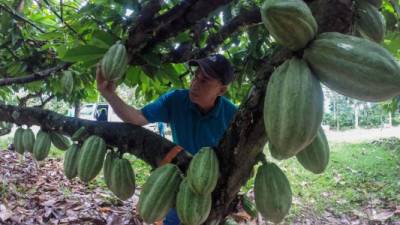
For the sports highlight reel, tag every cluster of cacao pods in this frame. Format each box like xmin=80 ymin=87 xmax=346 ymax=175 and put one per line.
xmin=138 ymin=147 xmax=220 ymax=225
xmin=255 ymin=0 xmax=400 ymax=223
xmin=13 ymin=126 xmax=71 ymax=161
xmin=64 ymin=127 xmax=136 ymax=200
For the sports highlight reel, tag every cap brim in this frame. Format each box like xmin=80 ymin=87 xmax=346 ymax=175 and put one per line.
xmin=188 ymin=59 xmax=219 ymax=80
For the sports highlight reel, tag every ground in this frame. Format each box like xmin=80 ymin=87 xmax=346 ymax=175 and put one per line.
xmin=0 ymin=128 xmax=399 ymax=225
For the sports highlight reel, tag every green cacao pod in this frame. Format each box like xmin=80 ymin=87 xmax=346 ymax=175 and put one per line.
xmin=187 ymin=147 xmax=220 ymax=195
xmin=61 ymin=71 xmax=74 ymax=94
xmin=33 ymin=130 xmax=52 ymax=161
xmin=355 ymin=0 xmax=386 ymax=43
xmin=296 ymin=127 xmax=330 ymax=174
xmin=103 ymin=150 xmax=118 ymax=189
xmin=261 ymin=0 xmax=317 ymax=51
xmin=100 ymin=42 xmax=128 ymax=81
xmin=77 ymin=135 xmax=107 ymax=182
xmin=22 ymin=128 xmax=35 ymax=153
xmin=50 ymin=132 xmax=71 ymax=150
xmin=138 ymin=164 xmax=182 ymax=224
xmin=176 ymin=179 xmax=212 ymax=225
xmin=242 ymin=195 xmax=258 ymax=218
xmin=264 ymin=58 xmax=323 ymax=159
xmin=255 ymin=162 xmax=292 ymax=224
xmin=109 ymin=158 xmax=136 ymax=200
xmin=71 ymin=126 xmax=87 ymax=141
xmin=13 ymin=127 xmax=25 ymax=154
xmin=63 ymin=144 xmax=81 ymax=179
xmin=304 ymin=32 xmax=400 ymax=102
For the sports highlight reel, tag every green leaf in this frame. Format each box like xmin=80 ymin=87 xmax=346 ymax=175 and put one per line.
xmin=91 ymin=30 xmax=117 ymax=47
xmin=62 ymin=45 xmax=107 ymax=62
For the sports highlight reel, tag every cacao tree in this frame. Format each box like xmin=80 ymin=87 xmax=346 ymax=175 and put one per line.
xmin=0 ymin=0 xmax=399 ymax=224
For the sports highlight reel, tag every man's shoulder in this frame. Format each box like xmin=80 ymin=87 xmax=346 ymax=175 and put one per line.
xmin=220 ymin=96 xmax=237 ymax=111
xmin=163 ymin=89 xmax=189 ymax=101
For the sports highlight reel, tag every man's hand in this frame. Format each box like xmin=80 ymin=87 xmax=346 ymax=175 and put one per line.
xmin=96 ymin=63 xmax=116 ymax=97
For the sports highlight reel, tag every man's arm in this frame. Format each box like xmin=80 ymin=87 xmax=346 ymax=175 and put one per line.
xmin=96 ymin=64 xmax=148 ymax=126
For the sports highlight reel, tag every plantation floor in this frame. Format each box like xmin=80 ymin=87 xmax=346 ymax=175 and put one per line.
xmin=0 ymin=137 xmax=399 ymax=224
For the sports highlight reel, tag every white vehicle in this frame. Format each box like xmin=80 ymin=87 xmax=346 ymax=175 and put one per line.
xmin=69 ymin=103 xmax=159 ymax=133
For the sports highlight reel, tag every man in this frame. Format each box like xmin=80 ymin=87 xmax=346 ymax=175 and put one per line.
xmin=96 ymin=54 xmax=237 ymax=225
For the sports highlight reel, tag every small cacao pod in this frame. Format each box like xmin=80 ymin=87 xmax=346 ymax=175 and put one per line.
xmin=138 ymin=164 xmax=182 ymax=224
xmin=50 ymin=132 xmax=71 ymax=150
xmin=13 ymin=127 xmax=25 ymax=154
xmin=176 ymin=179 xmax=212 ymax=225
xmin=63 ymin=144 xmax=81 ymax=179
xmin=77 ymin=135 xmax=107 ymax=182
xmin=187 ymin=147 xmax=220 ymax=195
xmin=261 ymin=0 xmax=318 ymax=51
xmin=22 ymin=128 xmax=35 ymax=153
xmin=100 ymin=42 xmax=128 ymax=81
xmin=33 ymin=130 xmax=52 ymax=161
xmin=255 ymin=162 xmax=292 ymax=224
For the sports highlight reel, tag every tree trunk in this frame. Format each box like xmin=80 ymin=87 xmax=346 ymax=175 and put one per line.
xmin=354 ymin=104 xmax=359 ymax=129
xmin=74 ymin=100 xmax=81 ymax=118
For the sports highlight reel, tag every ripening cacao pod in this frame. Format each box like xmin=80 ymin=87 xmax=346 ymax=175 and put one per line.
xmin=71 ymin=126 xmax=87 ymax=141
xmin=176 ymin=179 xmax=212 ymax=225
xmin=61 ymin=71 xmax=74 ymax=94
xmin=264 ymin=58 xmax=323 ymax=159
xmin=33 ymin=130 xmax=52 ymax=161
xmin=187 ymin=147 xmax=220 ymax=195
xmin=22 ymin=128 xmax=35 ymax=153
xmin=304 ymin=32 xmax=400 ymax=102
xmin=242 ymin=195 xmax=258 ymax=218
xmin=13 ymin=127 xmax=25 ymax=154
xmin=109 ymin=158 xmax=136 ymax=200
xmin=255 ymin=162 xmax=292 ymax=224
xmin=138 ymin=164 xmax=182 ymax=224
xmin=296 ymin=127 xmax=330 ymax=174
xmin=100 ymin=42 xmax=128 ymax=81
xmin=261 ymin=0 xmax=318 ymax=51
xmin=50 ymin=132 xmax=71 ymax=150
xmin=355 ymin=0 xmax=386 ymax=43
xmin=77 ymin=135 xmax=107 ymax=182
xmin=63 ymin=144 xmax=81 ymax=179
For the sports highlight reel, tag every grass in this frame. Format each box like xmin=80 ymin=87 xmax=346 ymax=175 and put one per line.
xmin=242 ymin=141 xmax=400 ymax=222
xmin=1 ymin=136 xmax=399 ymax=222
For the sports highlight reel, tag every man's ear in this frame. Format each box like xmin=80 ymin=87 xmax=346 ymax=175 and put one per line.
xmin=218 ymin=85 xmax=228 ymax=96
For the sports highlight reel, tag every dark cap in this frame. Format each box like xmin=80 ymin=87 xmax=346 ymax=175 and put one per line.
xmin=188 ymin=54 xmax=235 ymax=85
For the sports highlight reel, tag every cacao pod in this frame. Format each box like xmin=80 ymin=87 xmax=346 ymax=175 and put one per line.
xmin=22 ymin=128 xmax=35 ymax=153
xmin=304 ymin=32 xmax=400 ymax=102
xmin=63 ymin=144 xmax=81 ymax=179
xmin=61 ymin=71 xmax=74 ymax=94
xmin=255 ymin=162 xmax=292 ymax=224
xmin=13 ymin=127 xmax=25 ymax=154
xmin=176 ymin=179 xmax=212 ymax=225
xmin=103 ymin=150 xmax=118 ymax=189
xmin=109 ymin=158 xmax=136 ymax=200
xmin=71 ymin=126 xmax=87 ymax=141
xmin=187 ymin=147 xmax=219 ymax=195
xmin=138 ymin=164 xmax=182 ymax=224
xmin=261 ymin=0 xmax=317 ymax=51
xmin=100 ymin=42 xmax=128 ymax=81
xmin=264 ymin=58 xmax=323 ymax=159
xmin=296 ymin=127 xmax=330 ymax=174
xmin=33 ymin=130 xmax=52 ymax=161
xmin=242 ymin=195 xmax=258 ymax=218
xmin=355 ymin=0 xmax=386 ymax=43
xmin=77 ymin=135 xmax=107 ymax=182
xmin=50 ymin=132 xmax=71 ymax=150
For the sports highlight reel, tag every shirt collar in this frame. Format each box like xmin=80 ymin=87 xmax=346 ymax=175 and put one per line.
xmin=189 ymin=96 xmax=222 ymax=119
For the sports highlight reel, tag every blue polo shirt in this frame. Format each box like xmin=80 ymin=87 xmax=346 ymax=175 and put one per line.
xmin=141 ymin=89 xmax=237 ymax=155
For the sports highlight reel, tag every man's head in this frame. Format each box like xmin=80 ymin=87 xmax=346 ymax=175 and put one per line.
xmin=188 ymin=54 xmax=234 ymax=111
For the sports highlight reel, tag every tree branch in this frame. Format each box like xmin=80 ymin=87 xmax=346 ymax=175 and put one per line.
xmin=0 ymin=63 xmax=70 ymax=86
xmin=0 ymin=3 xmax=45 ymax=33
xmin=0 ymin=103 xmax=192 ymax=171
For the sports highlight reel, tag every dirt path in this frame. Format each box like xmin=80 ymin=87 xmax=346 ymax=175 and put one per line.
xmin=325 ymin=126 xmax=400 ymax=143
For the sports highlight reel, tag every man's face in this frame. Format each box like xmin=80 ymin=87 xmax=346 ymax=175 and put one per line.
xmin=189 ymin=68 xmax=227 ymax=107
